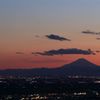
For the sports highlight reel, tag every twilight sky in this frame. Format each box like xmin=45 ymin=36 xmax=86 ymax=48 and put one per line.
xmin=0 ymin=0 xmax=100 ymax=69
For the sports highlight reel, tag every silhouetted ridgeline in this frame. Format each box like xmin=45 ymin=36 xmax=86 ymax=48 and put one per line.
xmin=0 ymin=58 xmax=100 ymax=77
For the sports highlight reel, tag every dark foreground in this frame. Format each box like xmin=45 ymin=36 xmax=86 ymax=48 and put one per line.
xmin=0 ymin=76 xmax=100 ymax=100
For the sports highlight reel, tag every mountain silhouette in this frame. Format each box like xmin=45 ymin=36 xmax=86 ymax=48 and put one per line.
xmin=68 ymin=58 xmax=97 ymax=67
xmin=0 ymin=58 xmax=100 ymax=77
xmin=58 ymin=58 xmax=100 ymax=76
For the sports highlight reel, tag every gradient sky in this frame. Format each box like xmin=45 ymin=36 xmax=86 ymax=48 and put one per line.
xmin=0 ymin=0 xmax=100 ymax=69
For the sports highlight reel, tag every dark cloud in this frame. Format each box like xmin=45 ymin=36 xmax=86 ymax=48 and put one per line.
xmin=82 ymin=30 xmax=100 ymax=35
xmin=96 ymin=50 xmax=100 ymax=53
xmin=45 ymin=34 xmax=71 ymax=41
xmin=35 ymin=35 xmax=40 ymax=38
xmin=32 ymin=48 xmax=94 ymax=56
xmin=96 ymin=38 xmax=100 ymax=40
xmin=16 ymin=52 xmax=24 ymax=54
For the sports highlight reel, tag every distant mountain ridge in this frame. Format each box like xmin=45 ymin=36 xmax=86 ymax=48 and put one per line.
xmin=0 ymin=58 xmax=100 ymax=77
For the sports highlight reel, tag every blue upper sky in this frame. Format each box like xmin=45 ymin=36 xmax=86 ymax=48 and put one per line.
xmin=0 ymin=0 xmax=100 ymax=27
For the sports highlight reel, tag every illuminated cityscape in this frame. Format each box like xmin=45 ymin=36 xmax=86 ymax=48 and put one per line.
xmin=0 ymin=76 xmax=100 ymax=99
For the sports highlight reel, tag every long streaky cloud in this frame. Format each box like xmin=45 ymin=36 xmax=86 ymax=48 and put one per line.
xmin=16 ymin=52 xmax=24 ymax=54
xmin=32 ymin=48 xmax=95 ymax=56
xmin=45 ymin=34 xmax=71 ymax=41
xmin=82 ymin=30 xmax=100 ymax=35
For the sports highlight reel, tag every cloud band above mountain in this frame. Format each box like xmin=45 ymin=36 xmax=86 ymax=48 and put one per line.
xmin=32 ymin=48 xmax=94 ymax=56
